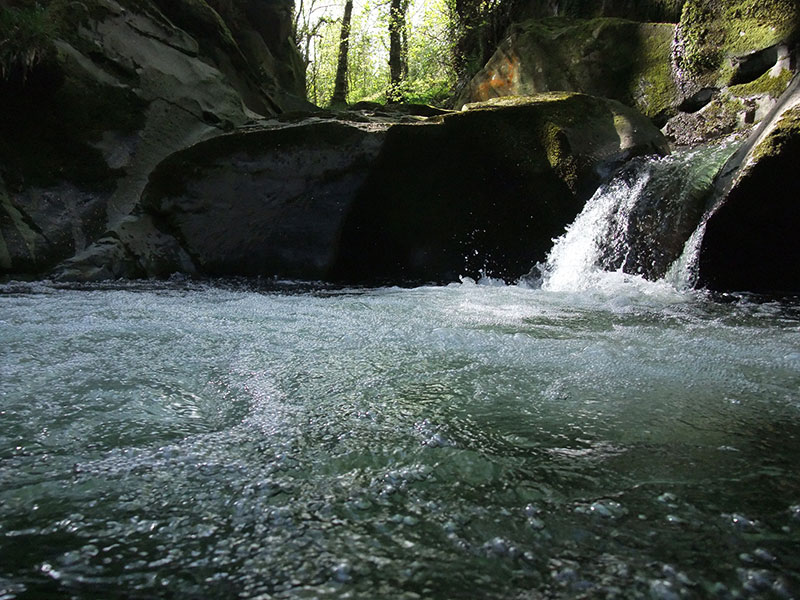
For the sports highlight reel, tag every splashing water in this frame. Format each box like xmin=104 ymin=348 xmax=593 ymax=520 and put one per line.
xmin=540 ymin=140 xmax=741 ymax=294
xmin=540 ymin=169 xmax=652 ymax=292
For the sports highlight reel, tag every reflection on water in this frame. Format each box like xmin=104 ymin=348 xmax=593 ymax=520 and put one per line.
xmin=1 ymin=280 xmax=799 ymax=599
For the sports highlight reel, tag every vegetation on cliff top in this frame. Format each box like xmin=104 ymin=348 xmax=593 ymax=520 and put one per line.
xmin=0 ymin=4 xmax=55 ymax=81
xmin=728 ymin=68 xmax=794 ymax=98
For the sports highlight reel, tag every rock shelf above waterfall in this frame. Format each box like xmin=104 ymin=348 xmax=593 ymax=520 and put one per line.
xmin=52 ymin=93 xmax=669 ymax=284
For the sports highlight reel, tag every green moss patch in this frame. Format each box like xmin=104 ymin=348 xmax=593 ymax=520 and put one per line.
xmin=729 ymin=68 xmax=794 ymax=98
xmin=751 ymin=105 xmax=800 ymax=163
xmin=631 ymin=22 xmax=678 ymax=119
xmin=677 ymin=0 xmax=799 ymax=81
xmin=495 ymin=17 xmax=679 ymax=120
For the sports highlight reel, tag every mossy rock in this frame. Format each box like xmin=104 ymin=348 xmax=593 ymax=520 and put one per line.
xmin=698 ymin=101 xmax=800 ymax=293
xmin=456 ymin=17 xmax=680 ymax=124
xmin=674 ymin=0 xmax=799 ymax=87
xmin=729 ymin=68 xmax=794 ymax=99
xmin=749 ymin=102 xmax=800 ymax=163
xmin=532 ymin=0 xmax=686 ymax=22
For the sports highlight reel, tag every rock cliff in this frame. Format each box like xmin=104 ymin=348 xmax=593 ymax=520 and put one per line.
xmin=2 ymin=0 xmax=799 ymax=292
xmin=0 ymin=0 xmax=308 ymax=277
xmin=456 ymin=0 xmax=799 ymax=135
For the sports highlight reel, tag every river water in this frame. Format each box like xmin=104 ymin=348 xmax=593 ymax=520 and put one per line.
xmin=2 ymin=275 xmax=799 ymax=599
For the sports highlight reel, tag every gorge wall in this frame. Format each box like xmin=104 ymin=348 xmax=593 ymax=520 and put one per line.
xmin=0 ymin=0 xmax=308 ymax=276
xmin=1 ymin=0 xmax=799 ymax=292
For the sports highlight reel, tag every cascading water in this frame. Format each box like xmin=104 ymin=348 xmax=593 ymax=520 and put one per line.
xmin=539 ymin=140 xmax=741 ymax=293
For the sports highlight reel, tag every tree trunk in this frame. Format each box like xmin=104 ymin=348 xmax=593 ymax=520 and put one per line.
xmin=330 ymin=0 xmax=354 ymax=106
xmin=387 ymin=0 xmax=408 ymax=103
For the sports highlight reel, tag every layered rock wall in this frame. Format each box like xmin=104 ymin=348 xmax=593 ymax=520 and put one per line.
xmin=457 ymin=0 xmax=799 ymax=135
xmin=0 ymin=0 xmax=308 ymax=278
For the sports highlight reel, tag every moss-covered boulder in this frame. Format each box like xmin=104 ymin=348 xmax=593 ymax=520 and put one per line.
xmin=663 ymin=68 xmax=795 ymax=146
xmin=453 ymin=0 xmax=685 ymax=96
xmin=334 ymin=93 xmax=669 ymax=284
xmin=673 ymin=0 xmax=799 ymax=97
xmin=455 ymin=18 xmax=680 ymax=124
xmin=697 ymin=77 xmax=800 ymax=293
xmin=0 ymin=0 xmax=308 ymax=278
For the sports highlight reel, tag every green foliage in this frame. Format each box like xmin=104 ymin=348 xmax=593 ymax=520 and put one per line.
xmin=0 ymin=3 xmax=55 ymax=81
xmin=298 ymin=0 xmax=457 ymax=107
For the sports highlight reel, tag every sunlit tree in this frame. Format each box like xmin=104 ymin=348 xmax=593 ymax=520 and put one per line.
xmin=294 ymin=0 xmax=457 ymax=106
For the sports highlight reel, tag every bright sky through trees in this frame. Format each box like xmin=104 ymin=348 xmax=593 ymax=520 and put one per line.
xmin=294 ymin=0 xmax=456 ymax=106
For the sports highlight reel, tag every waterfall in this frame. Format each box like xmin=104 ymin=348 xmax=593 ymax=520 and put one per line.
xmin=538 ymin=140 xmax=741 ymax=292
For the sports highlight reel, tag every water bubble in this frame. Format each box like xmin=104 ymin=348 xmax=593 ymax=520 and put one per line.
xmin=442 ymin=520 xmax=458 ymax=533
xmin=39 ymin=563 xmax=61 ymax=580
xmin=584 ymin=500 xmax=626 ymax=518
xmin=726 ymin=513 xmax=759 ymax=530
xmin=527 ymin=517 xmax=545 ymax=530
xmin=332 ymin=562 xmax=352 ymax=583
xmin=424 ymin=433 xmax=451 ymax=448
xmin=665 ymin=515 xmax=685 ymax=525
xmin=657 ymin=493 xmax=678 ymax=507
xmin=753 ymin=548 xmax=777 ymax=564
xmin=738 ymin=568 xmax=778 ymax=594
xmin=789 ymin=504 xmax=800 ymax=521
xmin=523 ymin=504 xmax=541 ymax=517
xmin=552 ymin=567 xmax=578 ymax=584
xmin=484 ymin=537 xmax=518 ymax=557
xmin=661 ymin=564 xmax=692 ymax=586
xmin=351 ymin=498 xmax=371 ymax=511
xmin=649 ymin=579 xmax=680 ymax=600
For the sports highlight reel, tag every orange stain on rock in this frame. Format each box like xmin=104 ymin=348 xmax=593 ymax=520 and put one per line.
xmin=474 ymin=53 xmax=520 ymax=101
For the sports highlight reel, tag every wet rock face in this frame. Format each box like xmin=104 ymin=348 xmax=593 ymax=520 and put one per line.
xmin=455 ymin=18 xmax=679 ymax=124
xmin=0 ymin=0 xmax=308 ymax=278
xmin=138 ymin=121 xmax=388 ymax=280
xmin=698 ymin=101 xmax=800 ymax=294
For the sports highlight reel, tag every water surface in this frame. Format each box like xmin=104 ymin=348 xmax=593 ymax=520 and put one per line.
xmin=1 ymin=279 xmax=799 ymax=599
